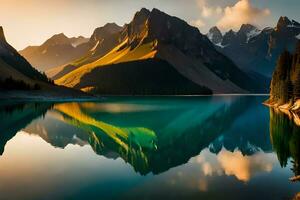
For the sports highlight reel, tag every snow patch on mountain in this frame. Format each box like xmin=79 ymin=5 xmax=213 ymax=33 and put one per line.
xmin=247 ymin=29 xmax=261 ymax=43
xmin=288 ymin=20 xmax=300 ymax=29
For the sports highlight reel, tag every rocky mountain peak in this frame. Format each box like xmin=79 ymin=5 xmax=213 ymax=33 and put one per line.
xmin=91 ymin=23 xmax=122 ymax=42
xmin=43 ymin=33 xmax=70 ymax=46
xmin=207 ymin=26 xmax=223 ymax=44
xmin=134 ymin=8 xmax=151 ymax=20
xmin=222 ymin=29 xmax=236 ymax=45
xmin=102 ymin=23 xmax=122 ymax=32
xmin=237 ymin=24 xmax=260 ymax=43
xmin=276 ymin=16 xmax=292 ymax=31
xmin=238 ymin=24 xmax=258 ymax=34
xmin=0 ymin=26 xmax=6 ymax=42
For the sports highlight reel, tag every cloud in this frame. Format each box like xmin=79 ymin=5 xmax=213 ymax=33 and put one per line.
xmin=190 ymin=19 xmax=206 ymax=28
xmin=216 ymin=0 xmax=271 ymax=31
xmin=197 ymin=0 xmax=223 ymax=18
xmin=195 ymin=148 xmax=275 ymax=182
xmin=217 ymin=150 xmax=274 ymax=182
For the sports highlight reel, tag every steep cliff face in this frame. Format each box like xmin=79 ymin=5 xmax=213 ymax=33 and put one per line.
xmin=269 ymin=40 xmax=300 ymax=105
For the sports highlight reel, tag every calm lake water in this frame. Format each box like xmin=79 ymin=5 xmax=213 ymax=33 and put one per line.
xmin=0 ymin=96 xmax=300 ymax=200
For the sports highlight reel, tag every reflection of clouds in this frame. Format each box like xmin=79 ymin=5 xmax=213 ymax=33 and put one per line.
xmin=158 ymin=147 xmax=276 ymax=193
xmin=193 ymin=148 xmax=276 ymax=182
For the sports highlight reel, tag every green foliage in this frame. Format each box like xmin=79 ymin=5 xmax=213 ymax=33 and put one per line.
xmin=270 ymin=46 xmax=300 ymax=103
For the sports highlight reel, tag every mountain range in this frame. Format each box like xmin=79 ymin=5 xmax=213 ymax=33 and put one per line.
xmin=207 ymin=17 xmax=300 ymax=77
xmin=19 ymin=33 xmax=89 ymax=72
xmin=0 ymin=26 xmax=91 ymax=98
xmin=6 ymin=8 xmax=298 ymax=95
xmin=0 ymin=26 xmax=49 ymax=86
xmin=20 ymin=8 xmax=266 ymax=95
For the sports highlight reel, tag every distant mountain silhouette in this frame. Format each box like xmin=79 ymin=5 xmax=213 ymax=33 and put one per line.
xmin=208 ymin=17 xmax=300 ymax=78
xmin=47 ymin=23 xmax=123 ymax=80
xmin=0 ymin=26 xmax=93 ymax=98
xmin=19 ymin=33 xmax=89 ymax=72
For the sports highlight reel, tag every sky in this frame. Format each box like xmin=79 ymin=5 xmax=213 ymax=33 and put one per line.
xmin=0 ymin=0 xmax=299 ymax=50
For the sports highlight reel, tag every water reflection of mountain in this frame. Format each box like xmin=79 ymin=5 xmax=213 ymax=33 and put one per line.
xmin=0 ymin=97 xmax=272 ymax=175
xmin=209 ymin=97 xmax=271 ymax=155
xmin=269 ymin=109 xmax=300 ymax=178
xmin=23 ymin=97 xmax=271 ymax=175
xmin=0 ymin=101 xmax=52 ymax=155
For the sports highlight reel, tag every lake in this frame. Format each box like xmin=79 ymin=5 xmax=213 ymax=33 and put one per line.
xmin=0 ymin=96 xmax=299 ymax=200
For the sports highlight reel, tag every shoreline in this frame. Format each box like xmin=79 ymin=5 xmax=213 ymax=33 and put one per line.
xmin=263 ymin=98 xmax=300 ymax=126
xmin=0 ymin=91 xmax=271 ymax=102
xmin=0 ymin=91 xmax=101 ymax=102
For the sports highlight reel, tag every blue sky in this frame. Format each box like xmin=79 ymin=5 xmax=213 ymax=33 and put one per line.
xmin=0 ymin=0 xmax=299 ymax=50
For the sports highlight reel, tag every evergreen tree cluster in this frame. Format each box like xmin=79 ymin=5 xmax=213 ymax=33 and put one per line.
xmin=0 ymin=76 xmax=41 ymax=91
xmin=270 ymin=41 xmax=300 ymax=104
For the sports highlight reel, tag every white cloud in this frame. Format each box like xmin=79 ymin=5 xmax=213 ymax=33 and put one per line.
xmin=197 ymin=0 xmax=223 ymax=18
xmin=216 ymin=0 xmax=271 ymax=31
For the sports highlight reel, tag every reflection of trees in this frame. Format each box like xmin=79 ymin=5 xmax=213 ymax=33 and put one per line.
xmin=0 ymin=102 xmax=52 ymax=155
xmin=269 ymin=109 xmax=300 ymax=177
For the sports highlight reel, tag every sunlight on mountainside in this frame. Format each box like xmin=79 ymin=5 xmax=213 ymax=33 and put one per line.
xmin=55 ymin=40 xmax=157 ymax=88
xmin=54 ymin=103 xmax=157 ymax=151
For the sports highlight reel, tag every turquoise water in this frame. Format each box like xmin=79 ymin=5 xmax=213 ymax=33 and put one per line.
xmin=0 ymin=96 xmax=299 ymax=200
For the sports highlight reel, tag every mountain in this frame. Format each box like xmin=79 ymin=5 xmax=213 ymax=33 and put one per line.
xmin=209 ymin=17 xmax=300 ymax=77
xmin=0 ymin=102 xmax=51 ymax=155
xmin=266 ymin=40 xmax=300 ymax=106
xmin=19 ymin=33 xmax=90 ymax=72
xmin=54 ymin=8 xmax=264 ymax=95
xmin=0 ymin=26 xmax=93 ymax=98
xmin=0 ymin=26 xmax=49 ymax=84
xmin=207 ymin=26 xmax=223 ymax=44
xmin=47 ymin=23 xmax=123 ymax=80
xmin=69 ymin=36 xmax=89 ymax=47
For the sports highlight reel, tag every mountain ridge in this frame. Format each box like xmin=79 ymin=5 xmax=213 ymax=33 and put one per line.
xmin=55 ymin=8 xmax=264 ymax=94
xmin=208 ymin=16 xmax=300 ymax=77
xmin=19 ymin=33 xmax=90 ymax=72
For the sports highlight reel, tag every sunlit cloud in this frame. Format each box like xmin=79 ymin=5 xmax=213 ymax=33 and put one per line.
xmin=216 ymin=0 xmax=271 ymax=31
xmin=190 ymin=19 xmax=206 ymax=28
xmin=197 ymin=0 xmax=223 ymax=18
